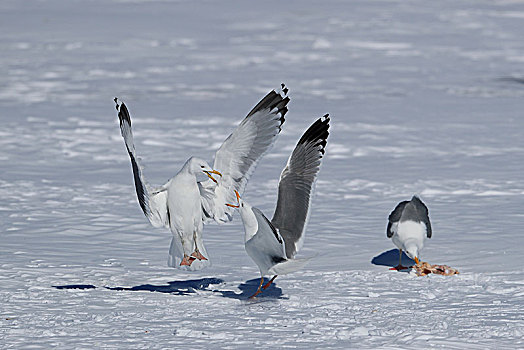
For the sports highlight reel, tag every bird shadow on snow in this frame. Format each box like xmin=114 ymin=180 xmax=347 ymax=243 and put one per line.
xmin=53 ymin=278 xmax=224 ymax=296
xmin=53 ymin=277 xmax=284 ymax=300
xmin=54 ymin=284 xmax=97 ymax=290
xmin=53 ymin=277 xmax=283 ymax=301
xmin=371 ymin=249 xmax=415 ymax=272
xmin=212 ymin=278 xmax=285 ymax=301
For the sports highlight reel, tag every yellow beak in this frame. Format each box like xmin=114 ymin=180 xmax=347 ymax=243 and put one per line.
xmin=204 ymin=169 xmax=222 ymax=183
xmin=225 ymin=190 xmax=241 ymax=208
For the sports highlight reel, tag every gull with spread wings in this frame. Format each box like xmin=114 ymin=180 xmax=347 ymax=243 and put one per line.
xmin=115 ymin=84 xmax=289 ymax=270
xmin=227 ymin=115 xmax=330 ymax=297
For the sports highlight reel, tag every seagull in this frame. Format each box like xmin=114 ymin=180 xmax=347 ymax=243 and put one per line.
xmin=227 ymin=115 xmax=330 ymax=298
xmin=386 ymin=195 xmax=432 ymax=271
xmin=115 ymin=84 xmax=289 ymax=271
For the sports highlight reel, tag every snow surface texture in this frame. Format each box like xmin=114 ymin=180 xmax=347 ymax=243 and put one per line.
xmin=1 ymin=0 xmax=523 ymax=348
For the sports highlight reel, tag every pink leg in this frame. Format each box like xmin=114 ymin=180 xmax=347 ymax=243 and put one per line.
xmin=249 ymin=277 xmax=265 ymax=299
xmin=262 ymin=275 xmax=277 ymax=290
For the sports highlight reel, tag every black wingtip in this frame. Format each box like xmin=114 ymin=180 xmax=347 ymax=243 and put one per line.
xmin=246 ymin=84 xmax=291 ymax=122
xmin=297 ymin=114 xmax=330 ymax=154
xmin=116 ymin=100 xmax=131 ymax=127
xmin=281 ymin=82 xmax=289 ymax=95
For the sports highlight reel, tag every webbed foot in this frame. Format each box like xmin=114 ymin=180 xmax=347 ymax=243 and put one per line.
xmin=190 ymin=250 xmax=208 ymax=261
xmin=389 ymin=264 xmax=410 ymax=271
xmin=180 ymin=254 xmax=196 ymax=266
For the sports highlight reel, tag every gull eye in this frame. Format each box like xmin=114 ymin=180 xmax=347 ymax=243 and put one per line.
xmin=241 ymin=203 xmax=244 ymax=207
xmin=201 ymin=165 xmax=204 ymax=168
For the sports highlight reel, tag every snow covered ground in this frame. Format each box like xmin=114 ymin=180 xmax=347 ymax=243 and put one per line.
xmin=1 ymin=0 xmax=523 ymax=348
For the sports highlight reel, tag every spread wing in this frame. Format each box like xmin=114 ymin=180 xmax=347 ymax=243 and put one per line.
xmin=115 ymin=99 xmax=169 ymax=228
xmin=201 ymin=84 xmax=290 ymax=223
xmin=271 ymin=115 xmax=330 ymax=258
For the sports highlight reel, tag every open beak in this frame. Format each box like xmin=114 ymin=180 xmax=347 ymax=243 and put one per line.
xmin=203 ymin=169 xmax=222 ymax=184
xmin=225 ymin=190 xmax=240 ymax=208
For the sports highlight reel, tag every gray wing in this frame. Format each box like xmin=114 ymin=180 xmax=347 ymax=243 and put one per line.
xmin=271 ymin=115 xmax=330 ymax=259
xmin=253 ymin=208 xmax=284 ymax=246
xmin=411 ymin=195 xmax=432 ymax=238
xmin=115 ymin=99 xmax=169 ymax=228
xmin=201 ymin=84 xmax=289 ymax=223
xmin=386 ymin=200 xmax=409 ymax=238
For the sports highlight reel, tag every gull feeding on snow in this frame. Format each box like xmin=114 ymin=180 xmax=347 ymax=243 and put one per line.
xmin=115 ymin=84 xmax=289 ymax=271
xmin=387 ymin=195 xmax=432 ymax=271
xmin=227 ymin=115 xmax=330 ymax=298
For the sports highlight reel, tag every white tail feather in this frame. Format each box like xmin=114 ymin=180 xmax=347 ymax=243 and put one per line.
xmin=268 ymin=257 xmax=311 ymax=275
xmin=167 ymin=237 xmax=212 ymax=271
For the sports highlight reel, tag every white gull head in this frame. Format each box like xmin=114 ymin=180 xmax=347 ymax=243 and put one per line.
xmin=183 ymin=157 xmax=222 ymax=183
xmin=226 ymin=191 xmax=258 ymax=243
